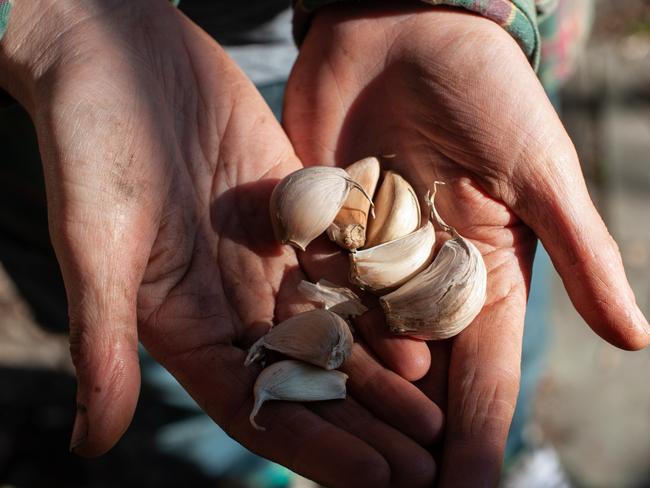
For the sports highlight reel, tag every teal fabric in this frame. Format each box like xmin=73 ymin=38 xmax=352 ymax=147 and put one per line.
xmin=0 ymin=0 xmax=11 ymax=41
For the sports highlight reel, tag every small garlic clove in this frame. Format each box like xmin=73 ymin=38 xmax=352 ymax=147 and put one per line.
xmin=250 ymin=360 xmax=348 ymax=430
xmin=270 ymin=166 xmax=372 ymax=251
xmin=380 ymin=184 xmax=487 ymax=340
xmin=298 ymin=279 xmax=368 ymax=318
xmin=327 ymin=157 xmax=381 ymax=250
xmin=350 ymin=221 xmax=436 ymax=292
xmin=245 ymin=309 xmax=353 ymax=370
xmin=365 ymin=171 xmax=420 ymax=247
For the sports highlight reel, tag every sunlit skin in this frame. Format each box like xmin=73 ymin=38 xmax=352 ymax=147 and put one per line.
xmin=1 ymin=1 xmax=647 ymax=487
xmin=284 ymin=5 xmax=650 ymax=486
xmin=1 ymin=2 xmax=443 ymax=486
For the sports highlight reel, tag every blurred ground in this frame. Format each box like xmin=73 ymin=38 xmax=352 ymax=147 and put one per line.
xmin=1 ymin=1 xmax=649 ymax=487
xmin=530 ymin=1 xmax=650 ymax=487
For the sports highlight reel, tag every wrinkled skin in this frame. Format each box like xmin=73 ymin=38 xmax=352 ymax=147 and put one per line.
xmin=1 ymin=1 xmax=444 ymax=486
xmin=284 ymin=5 xmax=650 ymax=486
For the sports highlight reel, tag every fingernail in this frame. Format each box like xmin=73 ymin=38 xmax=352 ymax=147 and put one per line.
xmin=70 ymin=403 xmax=88 ymax=453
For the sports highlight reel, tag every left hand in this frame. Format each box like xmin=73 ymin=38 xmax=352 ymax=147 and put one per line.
xmin=284 ymin=4 xmax=649 ymax=485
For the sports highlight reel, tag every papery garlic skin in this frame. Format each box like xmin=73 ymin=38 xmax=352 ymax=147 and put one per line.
xmin=250 ymin=360 xmax=348 ymax=430
xmin=380 ymin=184 xmax=487 ymax=339
xmin=350 ymin=221 xmax=436 ymax=291
xmin=270 ymin=167 xmax=371 ymax=251
xmin=365 ymin=171 xmax=420 ymax=247
xmin=380 ymin=235 xmax=486 ymax=339
xmin=327 ymin=157 xmax=380 ymax=250
xmin=298 ymin=279 xmax=367 ymax=318
xmin=245 ymin=309 xmax=353 ymax=370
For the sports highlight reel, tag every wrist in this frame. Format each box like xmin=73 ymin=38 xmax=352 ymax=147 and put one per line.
xmin=0 ymin=0 xmax=62 ymax=106
xmin=0 ymin=0 xmax=147 ymax=110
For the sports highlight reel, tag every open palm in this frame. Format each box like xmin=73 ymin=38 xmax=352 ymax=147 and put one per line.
xmin=284 ymin=5 xmax=649 ymax=485
xmin=12 ymin=2 xmax=443 ymax=485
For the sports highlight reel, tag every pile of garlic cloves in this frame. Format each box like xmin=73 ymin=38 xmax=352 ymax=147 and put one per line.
xmin=246 ymin=157 xmax=487 ymax=429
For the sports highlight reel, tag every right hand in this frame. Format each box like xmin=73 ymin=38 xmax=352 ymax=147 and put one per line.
xmin=283 ymin=4 xmax=649 ymax=486
xmin=0 ymin=1 xmax=442 ymax=485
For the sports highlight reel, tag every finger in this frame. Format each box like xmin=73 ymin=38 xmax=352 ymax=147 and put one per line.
xmin=51 ymin=222 xmax=147 ymax=457
xmin=310 ymin=396 xmax=436 ymax=488
xmin=355 ymin=308 xmax=431 ymax=381
xmin=163 ymin=345 xmax=392 ymax=487
xmin=342 ymin=342 xmax=443 ymax=446
xmin=509 ymin=112 xmax=649 ymax=350
xmin=438 ymin=288 xmax=526 ymax=487
xmin=415 ymin=340 xmax=452 ymax=409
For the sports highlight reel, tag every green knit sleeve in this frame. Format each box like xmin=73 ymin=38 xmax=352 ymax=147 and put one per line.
xmin=0 ymin=0 xmax=12 ymax=41
xmin=295 ymin=0 xmax=542 ymax=70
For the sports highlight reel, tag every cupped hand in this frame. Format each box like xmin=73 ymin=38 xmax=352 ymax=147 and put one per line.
xmin=0 ymin=1 xmax=442 ymax=485
xmin=284 ymin=4 xmax=650 ymax=485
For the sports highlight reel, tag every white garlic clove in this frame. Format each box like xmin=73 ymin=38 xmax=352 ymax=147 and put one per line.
xmin=245 ymin=309 xmax=353 ymax=370
xmin=350 ymin=221 xmax=436 ymax=292
xmin=298 ymin=279 xmax=367 ymax=318
xmin=270 ymin=166 xmax=372 ymax=251
xmin=380 ymin=184 xmax=487 ymax=339
xmin=364 ymin=171 xmax=420 ymax=248
xmin=250 ymin=360 xmax=348 ymax=430
xmin=327 ymin=157 xmax=381 ymax=250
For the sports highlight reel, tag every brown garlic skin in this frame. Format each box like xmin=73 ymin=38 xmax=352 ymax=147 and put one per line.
xmin=327 ymin=157 xmax=380 ymax=250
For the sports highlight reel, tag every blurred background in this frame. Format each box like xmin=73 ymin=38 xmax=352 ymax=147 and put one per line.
xmin=1 ymin=0 xmax=649 ymax=487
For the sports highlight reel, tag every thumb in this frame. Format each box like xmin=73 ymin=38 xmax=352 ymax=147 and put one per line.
xmin=512 ymin=138 xmax=649 ymax=350
xmin=52 ymin=221 xmax=143 ymax=457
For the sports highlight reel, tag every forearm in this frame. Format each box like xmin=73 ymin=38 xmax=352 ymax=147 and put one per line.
xmin=0 ymin=0 xmax=62 ymax=106
xmin=0 ymin=0 xmax=153 ymax=110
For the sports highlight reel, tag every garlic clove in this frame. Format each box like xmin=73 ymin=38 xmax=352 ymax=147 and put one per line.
xmin=298 ymin=279 xmax=368 ymax=318
xmin=364 ymin=171 xmax=420 ymax=247
xmin=327 ymin=157 xmax=381 ymax=250
xmin=250 ymin=360 xmax=348 ymax=430
xmin=270 ymin=166 xmax=372 ymax=251
xmin=380 ymin=184 xmax=487 ymax=340
xmin=245 ymin=309 xmax=353 ymax=370
xmin=350 ymin=221 xmax=436 ymax=292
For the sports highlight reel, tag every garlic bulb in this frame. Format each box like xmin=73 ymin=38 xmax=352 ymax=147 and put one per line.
xmin=298 ymin=279 xmax=367 ymax=318
xmin=349 ymin=221 xmax=436 ymax=291
xmin=245 ymin=309 xmax=353 ymax=370
xmin=380 ymin=184 xmax=487 ymax=339
xmin=270 ymin=167 xmax=372 ymax=251
xmin=250 ymin=360 xmax=348 ymax=430
xmin=327 ymin=157 xmax=380 ymax=250
xmin=365 ymin=171 xmax=420 ymax=247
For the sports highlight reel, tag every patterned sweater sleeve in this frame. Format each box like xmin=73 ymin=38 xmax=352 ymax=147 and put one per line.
xmin=293 ymin=0 xmax=544 ymax=70
xmin=0 ymin=0 xmax=12 ymax=41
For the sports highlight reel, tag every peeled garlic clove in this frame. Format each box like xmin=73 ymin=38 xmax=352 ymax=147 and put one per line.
xmin=350 ymin=221 xmax=435 ymax=291
xmin=250 ymin=360 xmax=348 ymax=430
xmin=365 ymin=171 xmax=420 ymax=247
xmin=380 ymin=184 xmax=487 ymax=339
xmin=270 ymin=166 xmax=372 ymax=251
xmin=298 ymin=279 xmax=367 ymax=318
xmin=327 ymin=157 xmax=381 ymax=250
xmin=245 ymin=309 xmax=353 ymax=370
